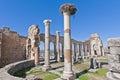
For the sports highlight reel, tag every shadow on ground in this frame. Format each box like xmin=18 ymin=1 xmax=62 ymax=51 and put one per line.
xmin=76 ymin=68 xmax=89 ymax=78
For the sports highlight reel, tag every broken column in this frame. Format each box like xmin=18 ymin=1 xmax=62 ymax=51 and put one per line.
xmin=56 ymin=31 xmax=60 ymax=62
xmin=107 ymin=38 xmax=120 ymax=80
xmin=43 ymin=19 xmax=52 ymax=71
xmin=60 ymin=3 xmax=77 ymax=79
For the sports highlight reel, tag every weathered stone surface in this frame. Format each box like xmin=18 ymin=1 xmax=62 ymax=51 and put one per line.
xmin=0 ymin=27 xmax=26 ymax=68
xmin=112 ymin=72 xmax=120 ymax=79
xmin=107 ymin=38 xmax=120 ymax=80
xmin=108 ymin=54 xmax=119 ymax=63
xmin=43 ymin=19 xmax=52 ymax=70
xmin=109 ymin=47 xmax=120 ymax=54
xmin=0 ymin=59 xmax=34 ymax=80
xmin=109 ymin=63 xmax=120 ymax=72
xmin=90 ymin=57 xmax=97 ymax=69
xmin=60 ymin=3 xmax=76 ymax=80
xmin=26 ymin=25 xmax=40 ymax=66
xmin=108 ymin=38 xmax=120 ymax=47
xmin=90 ymin=33 xmax=104 ymax=56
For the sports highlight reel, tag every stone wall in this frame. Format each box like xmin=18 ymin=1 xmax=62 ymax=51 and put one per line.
xmin=107 ymin=38 xmax=120 ymax=80
xmin=0 ymin=27 xmax=27 ymax=68
xmin=0 ymin=59 xmax=34 ymax=80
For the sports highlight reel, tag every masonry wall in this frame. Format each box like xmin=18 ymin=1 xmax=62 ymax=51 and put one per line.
xmin=0 ymin=27 xmax=27 ymax=68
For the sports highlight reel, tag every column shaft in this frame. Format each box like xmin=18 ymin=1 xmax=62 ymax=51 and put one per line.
xmin=54 ymin=43 xmax=57 ymax=60
xmin=43 ymin=20 xmax=52 ymax=70
xmin=34 ymin=47 xmax=39 ymax=66
xmin=63 ymin=12 xmax=73 ymax=76
xmin=45 ymin=24 xmax=50 ymax=66
xmin=56 ymin=31 xmax=60 ymax=62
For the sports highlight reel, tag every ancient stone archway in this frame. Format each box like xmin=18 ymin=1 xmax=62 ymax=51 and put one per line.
xmin=90 ymin=33 xmax=104 ymax=56
xmin=26 ymin=25 xmax=40 ymax=66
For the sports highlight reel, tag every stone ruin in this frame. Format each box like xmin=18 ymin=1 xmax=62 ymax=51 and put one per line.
xmin=107 ymin=38 xmax=120 ymax=80
xmin=90 ymin=57 xmax=97 ymax=69
xmin=90 ymin=33 xmax=104 ymax=57
xmin=0 ymin=28 xmax=104 ymax=68
xmin=0 ymin=3 xmax=105 ymax=80
xmin=0 ymin=27 xmax=26 ymax=68
xmin=26 ymin=25 xmax=40 ymax=66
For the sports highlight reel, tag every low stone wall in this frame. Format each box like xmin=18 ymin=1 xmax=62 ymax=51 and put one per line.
xmin=0 ymin=59 xmax=34 ymax=80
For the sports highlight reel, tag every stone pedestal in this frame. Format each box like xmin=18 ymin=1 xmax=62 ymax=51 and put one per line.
xmin=107 ymin=38 xmax=120 ymax=80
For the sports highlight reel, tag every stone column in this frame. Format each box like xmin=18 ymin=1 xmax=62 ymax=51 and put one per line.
xmin=62 ymin=43 xmax=64 ymax=60
xmin=34 ymin=47 xmax=39 ymax=66
xmin=79 ymin=44 xmax=81 ymax=56
xmin=107 ymin=38 xmax=120 ymax=80
xmin=102 ymin=47 xmax=104 ymax=56
xmin=76 ymin=44 xmax=79 ymax=62
xmin=43 ymin=19 xmax=52 ymax=71
xmin=60 ymin=4 xmax=77 ymax=79
xmin=74 ymin=43 xmax=76 ymax=62
xmin=54 ymin=43 xmax=57 ymax=60
xmin=56 ymin=31 xmax=60 ymax=62
xmin=84 ymin=44 xmax=87 ymax=57
xmin=81 ymin=43 xmax=84 ymax=59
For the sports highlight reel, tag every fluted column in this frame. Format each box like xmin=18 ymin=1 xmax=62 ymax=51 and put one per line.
xmin=56 ymin=31 xmax=60 ymax=62
xmin=43 ymin=19 xmax=52 ymax=71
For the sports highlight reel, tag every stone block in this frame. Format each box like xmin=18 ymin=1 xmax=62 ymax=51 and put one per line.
xmin=112 ymin=72 xmax=120 ymax=79
xmin=107 ymin=72 xmax=116 ymax=80
xmin=108 ymin=38 xmax=120 ymax=47
xmin=42 ymin=65 xmax=51 ymax=71
xmin=110 ymin=47 xmax=120 ymax=54
xmin=109 ymin=63 xmax=120 ymax=72
xmin=108 ymin=54 xmax=119 ymax=63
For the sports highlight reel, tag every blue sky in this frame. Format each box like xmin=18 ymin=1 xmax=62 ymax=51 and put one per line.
xmin=0 ymin=0 xmax=120 ymax=47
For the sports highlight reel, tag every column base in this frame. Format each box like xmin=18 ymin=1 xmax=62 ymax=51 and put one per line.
xmin=42 ymin=65 xmax=51 ymax=71
xmin=61 ymin=71 xmax=75 ymax=80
